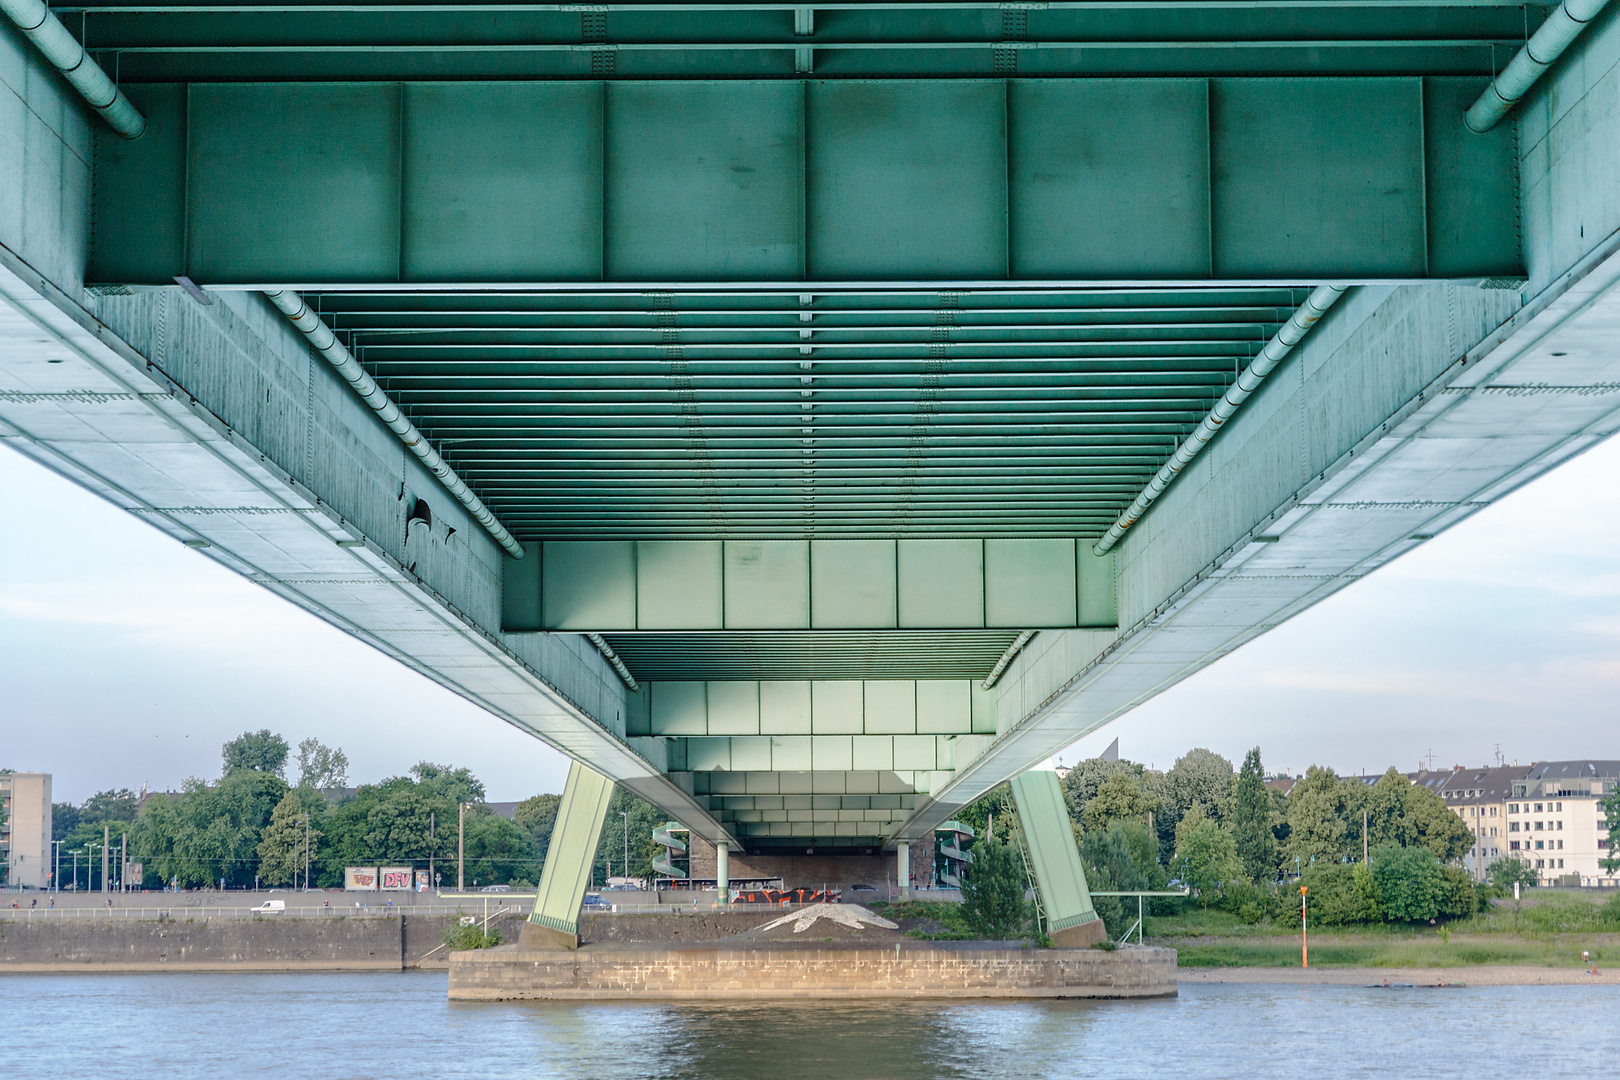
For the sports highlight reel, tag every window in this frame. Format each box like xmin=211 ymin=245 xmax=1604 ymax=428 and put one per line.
xmin=1536 ymin=841 xmax=1545 ymax=850
xmin=1509 ymin=803 xmax=1519 ymax=814
xmin=1556 ymin=802 xmax=1563 ymax=812
xmin=1558 ymin=859 xmax=1565 ymax=868
xmin=1557 ymin=840 xmax=1563 ymax=850
xmin=1490 ymin=807 xmax=1498 ymax=817
xmin=1509 ymin=821 xmax=1520 ymax=832
xmin=1557 ymin=820 xmax=1563 ymax=830
xmin=1535 ymin=803 xmax=1544 ymax=813
xmin=1510 ymin=841 xmax=1520 ymax=850
xmin=1535 ymin=822 xmax=1544 ymax=831
xmin=1600 ymin=839 xmax=1611 ymax=850
xmin=1536 ymin=859 xmax=1545 ymax=868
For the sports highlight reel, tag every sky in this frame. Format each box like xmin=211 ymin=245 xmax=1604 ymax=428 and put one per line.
xmin=4 ymin=434 xmax=1619 ymax=805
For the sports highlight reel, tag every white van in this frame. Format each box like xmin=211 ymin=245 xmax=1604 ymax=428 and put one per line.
xmin=251 ymin=900 xmax=286 ymax=914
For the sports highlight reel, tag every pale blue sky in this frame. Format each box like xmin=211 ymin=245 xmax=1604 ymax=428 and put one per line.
xmin=4 ymin=435 xmax=1618 ymax=804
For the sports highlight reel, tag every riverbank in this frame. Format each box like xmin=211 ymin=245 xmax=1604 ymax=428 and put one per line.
xmin=1180 ymin=965 xmax=1619 ymax=986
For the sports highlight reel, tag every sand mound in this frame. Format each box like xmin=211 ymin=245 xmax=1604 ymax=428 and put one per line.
xmin=728 ymin=903 xmax=905 ymax=942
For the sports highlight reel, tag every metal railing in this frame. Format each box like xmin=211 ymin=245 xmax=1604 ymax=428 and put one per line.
xmin=1089 ymin=889 xmax=1190 ymax=945
xmin=0 ymin=904 xmax=512 ymax=920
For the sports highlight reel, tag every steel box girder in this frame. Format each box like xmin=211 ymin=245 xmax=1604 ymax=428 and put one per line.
xmin=92 ymin=76 xmax=1519 ymax=285
xmin=503 ymin=538 xmax=1118 ymax=631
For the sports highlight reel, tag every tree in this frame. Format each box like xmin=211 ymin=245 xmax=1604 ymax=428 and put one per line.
xmin=1080 ymin=819 xmax=1167 ymax=937
xmin=133 ymin=768 xmax=290 ymax=888
xmin=409 ymin=762 xmax=485 ymax=805
xmin=1282 ymin=766 xmax=1350 ymax=868
xmin=513 ymin=793 xmax=560 ymax=857
xmin=1400 ymin=779 xmax=1475 ymax=863
xmin=1361 ymin=767 xmax=1473 ymax=863
xmin=959 ymin=837 xmax=1030 ymax=939
xmin=1061 ymin=757 xmax=1147 ymax=821
xmin=52 ymin=802 xmax=81 ymax=842
xmin=592 ymin=787 xmax=664 ymax=882
xmin=222 ymin=730 xmax=289 ymax=777
xmin=294 ymin=738 xmax=349 ymax=791
xmin=256 ymin=792 xmax=320 ymax=886
xmin=81 ymin=788 xmax=139 ymax=823
xmin=462 ymin=812 xmax=541 ymax=887
xmin=1165 ymin=748 xmax=1235 ymax=825
xmin=1080 ymin=771 xmax=1160 ymax=833
xmin=1370 ymin=843 xmax=1442 ymax=923
xmin=1231 ymin=747 xmax=1278 ymax=883
xmin=321 ymin=778 xmax=455 ymax=884
xmin=1172 ymin=805 xmax=1244 ymax=906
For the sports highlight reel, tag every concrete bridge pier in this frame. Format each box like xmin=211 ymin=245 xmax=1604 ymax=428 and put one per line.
xmin=520 ymin=762 xmax=615 ymax=950
xmin=1010 ymin=767 xmax=1106 ymax=947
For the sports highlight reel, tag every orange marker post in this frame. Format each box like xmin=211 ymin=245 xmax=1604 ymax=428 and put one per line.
xmin=1300 ymin=885 xmax=1309 ymax=968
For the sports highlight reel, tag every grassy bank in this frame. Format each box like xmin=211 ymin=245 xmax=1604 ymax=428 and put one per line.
xmin=1148 ymin=892 xmax=1620 ymax=968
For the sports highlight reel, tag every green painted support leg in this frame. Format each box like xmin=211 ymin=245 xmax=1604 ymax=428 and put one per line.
xmin=519 ymin=760 xmax=615 ymax=950
xmin=1008 ymin=765 xmax=1107 ymax=948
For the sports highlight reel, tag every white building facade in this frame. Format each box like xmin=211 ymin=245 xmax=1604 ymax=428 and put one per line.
xmin=1 ymin=773 xmax=54 ymax=889
xmin=1507 ymin=761 xmax=1619 ymax=888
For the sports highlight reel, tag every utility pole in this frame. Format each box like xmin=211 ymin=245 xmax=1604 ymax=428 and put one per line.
xmin=303 ymin=814 xmax=311 ymax=890
xmin=429 ymin=811 xmax=436 ymax=893
xmin=102 ymin=824 xmax=110 ymax=896
xmin=120 ymin=833 xmax=127 ymax=893
xmin=458 ymin=802 xmax=466 ymax=892
xmin=621 ymin=810 xmax=629 ymax=883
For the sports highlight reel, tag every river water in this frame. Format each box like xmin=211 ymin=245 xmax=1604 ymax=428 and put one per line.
xmin=11 ymin=972 xmax=1617 ymax=1078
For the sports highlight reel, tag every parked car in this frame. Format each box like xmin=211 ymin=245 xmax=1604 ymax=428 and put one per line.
xmin=582 ymin=893 xmax=611 ymax=910
xmin=849 ymin=884 xmax=877 ymax=893
xmin=251 ymin=900 xmax=286 ymax=914
xmin=479 ymin=884 xmax=511 ymax=893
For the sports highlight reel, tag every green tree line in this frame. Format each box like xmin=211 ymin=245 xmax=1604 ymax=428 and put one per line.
xmin=48 ymin=731 xmax=666 ymax=891
xmin=958 ymin=746 xmax=1500 ymax=939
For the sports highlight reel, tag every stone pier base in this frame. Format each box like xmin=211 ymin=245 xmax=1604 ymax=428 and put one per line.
xmin=448 ymin=941 xmax=1176 ymax=1000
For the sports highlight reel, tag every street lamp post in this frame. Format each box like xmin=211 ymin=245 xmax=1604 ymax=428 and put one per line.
xmin=458 ymin=802 xmax=467 ymax=892
xmin=620 ymin=811 xmax=629 ymax=884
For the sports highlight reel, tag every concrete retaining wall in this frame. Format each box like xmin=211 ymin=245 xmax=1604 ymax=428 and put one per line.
xmin=449 ymin=943 xmax=1177 ymax=1000
xmin=0 ymin=913 xmax=482 ymax=972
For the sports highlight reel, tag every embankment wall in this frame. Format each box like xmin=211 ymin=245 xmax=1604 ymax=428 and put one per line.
xmin=0 ymin=913 xmax=484 ymax=972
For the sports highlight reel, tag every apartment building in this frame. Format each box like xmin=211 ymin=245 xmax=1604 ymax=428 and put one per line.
xmin=1506 ymin=761 xmax=1619 ymax=887
xmin=1435 ymin=765 xmax=1530 ymax=882
xmin=0 ymin=772 xmax=54 ymax=889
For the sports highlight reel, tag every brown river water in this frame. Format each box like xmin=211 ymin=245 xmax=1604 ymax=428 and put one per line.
xmin=11 ymin=971 xmax=1618 ymax=1078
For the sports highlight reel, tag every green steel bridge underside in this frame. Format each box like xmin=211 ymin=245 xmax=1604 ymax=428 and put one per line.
xmin=4 ymin=0 xmax=1620 ymax=878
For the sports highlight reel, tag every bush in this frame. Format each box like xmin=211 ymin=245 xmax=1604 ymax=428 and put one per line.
xmin=1299 ymin=863 xmax=1381 ymax=925
xmin=1437 ymin=867 xmax=1480 ymax=919
xmin=1604 ymin=891 xmax=1620 ymax=926
xmin=442 ymin=913 xmax=504 ymax=951
xmin=1371 ymin=844 xmax=1443 ymax=923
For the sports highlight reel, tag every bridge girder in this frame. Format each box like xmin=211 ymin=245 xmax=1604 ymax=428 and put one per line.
xmin=4 ymin=0 xmax=1620 ymax=855
xmin=95 ymin=77 xmax=1518 ymax=285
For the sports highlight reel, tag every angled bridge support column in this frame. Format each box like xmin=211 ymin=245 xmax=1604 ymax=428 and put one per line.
xmin=1008 ymin=766 xmax=1105 ymax=948
xmin=521 ymin=761 xmax=615 ymax=949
